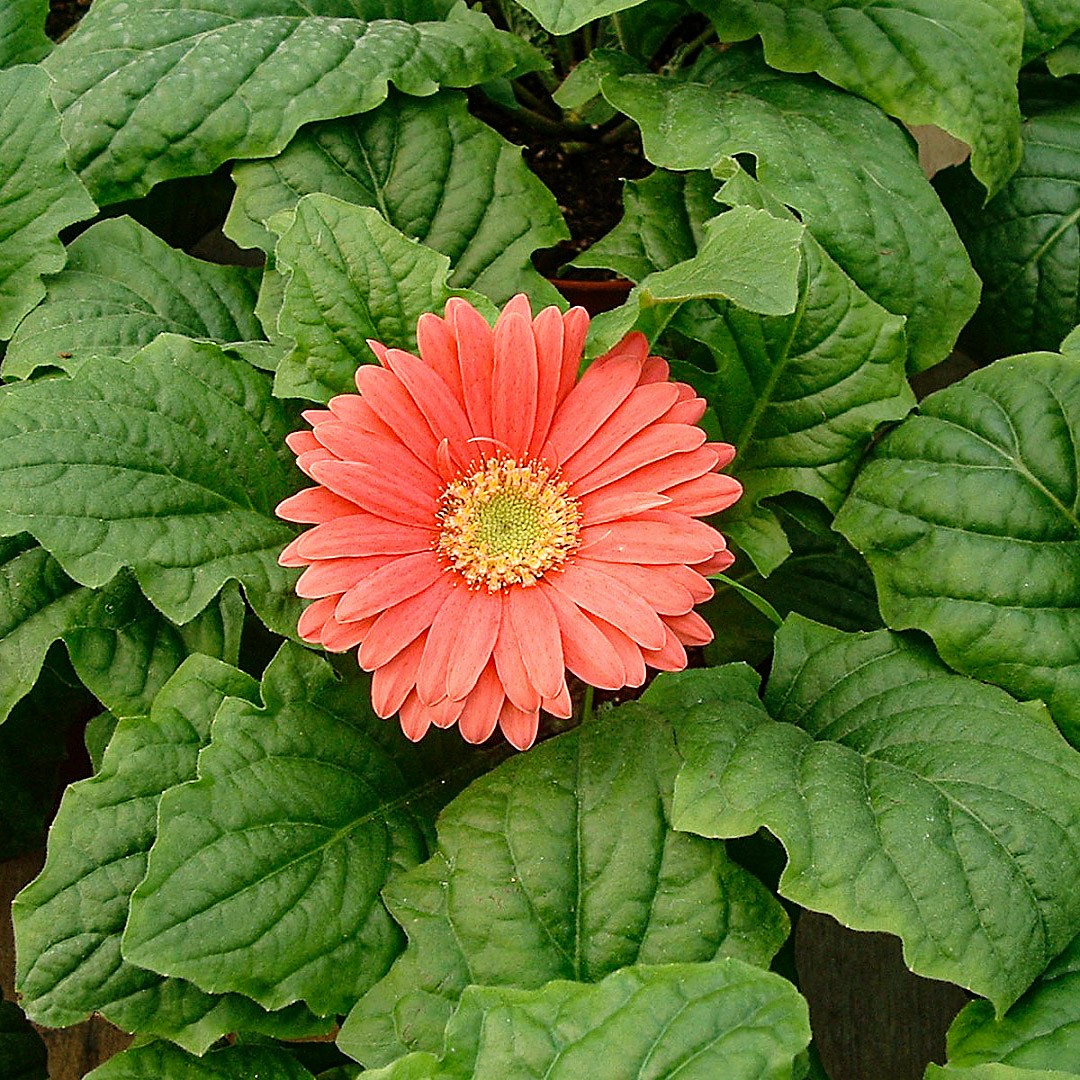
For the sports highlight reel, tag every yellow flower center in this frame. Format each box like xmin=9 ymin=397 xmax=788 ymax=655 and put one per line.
xmin=437 ymin=458 xmax=581 ymax=591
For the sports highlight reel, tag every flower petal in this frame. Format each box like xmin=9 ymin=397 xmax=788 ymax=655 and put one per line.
xmin=594 ymin=444 xmax=721 ymax=499
xmin=446 ymin=589 xmax=503 ymax=701
xmin=665 ymin=609 xmax=714 ymax=647
xmin=416 ymin=584 xmax=490 ymax=705
xmin=528 ymin=305 xmax=565 ymax=457
xmin=336 ymin=550 xmax=443 ymax=622
xmin=568 ymin=423 xmax=706 ymax=494
xmin=383 ymin=347 xmax=474 ymax=454
xmin=370 ymin=635 xmax=426 ymax=718
xmin=458 ymin=661 xmax=504 ymax=743
xmin=578 ymin=488 xmax=670 ymax=525
xmin=642 ymin=622 xmax=688 ymax=672
xmin=359 ymin=575 xmax=456 ymax=669
xmin=329 ymin=393 xmax=395 ymax=439
xmin=276 ymin=486 xmax=356 ymax=524
xmin=693 ymin=548 xmax=736 ymax=576
xmin=354 ymin=364 xmax=439 ymax=463
xmin=296 ymin=515 xmax=434 ymax=559
xmin=662 ymin=472 xmax=743 ymax=516
xmin=507 ymin=583 xmax=565 ymax=699
xmin=541 ymin=680 xmax=572 ymax=719
xmin=448 ymin=296 xmax=494 ymax=440
xmin=319 ymin=612 xmax=375 ymax=652
xmin=297 ymin=595 xmax=337 ymax=642
xmin=309 ymin=458 xmax=438 ymax=525
xmin=398 ymin=692 xmax=432 ymax=741
xmin=557 ymin=306 xmax=589 ymax=407
xmin=574 ymin=558 xmax=695 ymax=616
xmin=498 ymin=700 xmax=540 ymax=751
xmin=493 ymin=611 xmax=542 ymax=712
xmin=546 ymin=561 xmax=666 ymax=650
xmin=417 ymin=311 xmax=464 ymax=403
xmin=578 ymin=518 xmax=719 ymax=565
xmin=590 ymin=613 xmax=646 ymax=687
xmin=492 ymin=310 xmax=538 ymax=459
xmin=540 ymin=581 xmax=625 ymax=689
xmin=429 ymin=695 xmax=466 ymax=730
xmin=296 ymin=555 xmax=390 ymax=599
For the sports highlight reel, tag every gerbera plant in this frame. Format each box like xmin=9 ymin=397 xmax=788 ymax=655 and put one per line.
xmin=3 ymin=1 xmax=1080 ymax=1078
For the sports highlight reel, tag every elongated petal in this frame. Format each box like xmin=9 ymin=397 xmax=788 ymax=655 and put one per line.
xmin=590 ymin=613 xmax=647 ymax=688
xmin=384 ymin=347 xmax=474 ymax=452
xmin=398 ymin=693 xmax=432 ymax=741
xmin=541 ymin=680 xmax=572 ymax=719
xmin=574 ymin=558 xmax=695 ymax=617
xmin=286 ymin=430 xmax=320 ymax=456
xmin=296 ymin=516 xmax=433 ymax=559
xmin=664 ymin=609 xmax=714 ymax=647
xmin=569 ymin=424 xmax=706 ymax=494
xmin=416 ymin=311 xmax=463 ymax=403
xmin=370 ymin=635 xmax=426 ymax=718
xmin=337 ymin=550 xmax=443 ymax=622
xmin=528 ymin=305 xmax=564 ymax=456
xmin=693 ymin=548 xmax=736 ymax=576
xmin=458 ymin=661 xmax=504 ymax=743
xmin=557 ymin=306 xmax=589 ymax=406
xmin=642 ymin=622 xmax=687 ymax=671
xmin=297 ymin=595 xmax=337 ymax=642
xmin=319 ymin=612 xmax=375 ymax=652
xmin=360 ymin=576 xmax=456 ymax=669
xmin=354 ymin=364 xmax=439 ymax=463
xmin=309 ymin=459 xmax=438 ymax=525
xmin=278 ymin=534 xmax=308 ymax=568
xmin=493 ymin=611 xmax=542 ymax=711
xmin=596 ymin=444 xmax=721 ymax=498
xmin=276 ymin=486 xmax=356 ymax=524
xmin=578 ymin=519 xmax=719 ymax=565
xmin=498 ymin=700 xmax=540 ymax=751
xmin=541 ymin=581 xmax=624 ymax=689
xmin=578 ymin=488 xmax=670 ymax=525
xmin=449 ymin=296 xmax=494 ymax=439
xmin=416 ymin=584 xmax=484 ymax=705
xmin=329 ymin=393 xmax=395 ymax=439
xmin=296 ymin=554 xmax=390 ymax=599
xmin=507 ymin=583 xmax=565 ymax=699
xmin=446 ymin=590 xmax=502 ymax=701
xmin=428 ymin=695 xmax=466 ymax=730
xmin=662 ymin=472 xmax=743 ymax=515
xmin=492 ymin=311 xmax=538 ymax=458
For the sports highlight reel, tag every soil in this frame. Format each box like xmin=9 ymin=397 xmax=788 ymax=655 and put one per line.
xmin=46 ymin=0 xmax=89 ymax=40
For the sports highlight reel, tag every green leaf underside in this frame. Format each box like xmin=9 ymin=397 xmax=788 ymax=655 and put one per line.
xmin=602 ymin=52 xmax=979 ymax=372
xmin=937 ymin=100 xmax=1080 ymax=362
xmin=121 ymin=643 xmax=494 ymax=1017
xmin=0 ymin=994 xmax=47 ymax=1080
xmin=0 ymin=534 xmax=243 ymax=725
xmin=0 ymin=335 xmax=302 ymax=634
xmin=834 ymin=351 xmax=1080 ymax=743
xmin=0 ymin=64 xmax=96 ymax=340
xmin=365 ymin=960 xmax=811 ymax=1080
xmin=339 ymin=700 xmax=788 ymax=1067
xmin=4 ymin=217 xmax=263 ymax=380
xmin=270 ymin=196 xmax=488 ymax=402
xmin=928 ymin=1067 xmax=1079 ymax=1080
xmin=507 ymin=0 xmax=648 ymax=35
xmin=701 ymin=0 xmax=1023 ymax=196
xmin=42 ymin=0 xmax=542 ymax=205
xmin=663 ymin=617 xmax=1080 ymax=1013
xmin=941 ymin=931 xmax=1080 ymax=1074
xmin=13 ymin=655 xmax=331 ymax=1052
xmin=227 ymin=90 xmax=566 ymax=305
xmin=85 ymin=1041 xmax=317 ymax=1080
xmin=0 ymin=0 xmax=49 ymax=66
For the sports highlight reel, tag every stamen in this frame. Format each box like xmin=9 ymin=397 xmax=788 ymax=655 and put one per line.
xmin=437 ymin=458 xmax=580 ymax=591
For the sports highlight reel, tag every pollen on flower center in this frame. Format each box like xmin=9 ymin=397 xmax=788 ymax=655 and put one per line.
xmin=437 ymin=458 xmax=581 ymax=590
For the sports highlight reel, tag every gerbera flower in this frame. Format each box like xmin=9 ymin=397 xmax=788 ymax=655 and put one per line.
xmin=276 ymin=295 xmax=742 ymax=750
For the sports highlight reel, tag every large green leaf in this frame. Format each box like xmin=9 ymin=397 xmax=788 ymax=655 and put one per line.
xmin=938 ymin=931 xmax=1080 ymax=1074
xmin=365 ymin=960 xmax=811 ymax=1080
xmin=0 ymin=335 xmax=302 ymax=634
xmin=936 ymin=97 xmax=1080 ymax=362
xmin=928 ymin=1068 xmax=1078 ymax=1080
xmin=665 ymin=617 xmax=1080 ymax=1013
xmin=0 ymin=993 xmax=47 ymax=1080
xmin=834 ymin=350 xmax=1080 ymax=743
xmin=602 ymin=51 xmax=979 ymax=372
xmin=338 ymin=700 xmax=788 ymax=1067
xmin=86 ymin=1042 xmax=316 ymax=1080
xmin=1022 ymin=0 xmax=1080 ymax=60
xmin=268 ymin=195 xmax=492 ymax=401
xmin=13 ymin=655 xmax=329 ymax=1051
xmin=0 ymin=0 xmax=49 ymax=66
xmin=507 ymin=0 xmax=648 ymax=34
xmin=121 ymin=643 xmax=495 ymax=1017
xmin=4 ymin=217 xmax=263 ymax=379
xmin=699 ymin=0 xmax=1023 ymax=195
xmin=0 ymin=64 xmax=96 ymax=340
xmin=227 ymin=90 xmax=566 ymax=305
xmin=42 ymin=0 xmax=541 ymax=205
xmin=0 ymin=535 xmax=243 ymax=725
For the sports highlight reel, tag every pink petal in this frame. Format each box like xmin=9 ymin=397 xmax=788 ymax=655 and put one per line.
xmin=337 ymin=550 xmax=443 ymax=621
xmin=662 ymin=473 xmax=743 ymax=515
xmin=492 ymin=311 xmax=538 ymax=459
xmin=693 ymin=548 xmax=736 ymax=576
xmin=359 ymin=575 xmax=456 ymax=668
xmin=498 ymin=700 xmax=540 ymax=751
xmin=354 ymin=365 xmax=440 ymax=463
xmin=639 ymin=357 xmax=668 ymax=384
xmin=545 ymin=561 xmax=666 ymax=650
xmin=590 ymin=614 xmax=646 ymax=687
xmin=287 ymin=430 xmax=320 ymax=455
xmin=296 ymin=515 xmax=434 ymax=560
xmin=448 ymin=297 xmax=495 ymax=439
xmin=458 ymin=661 xmax=504 ymax=743
xmin=370 ymin=635 xmax=426 ymax=718
xmin=562 ymin=382 xmax=679 ymax=480
xmin=541 ymin=680 xmax=572 ymax=719
xmin=417 ymin=312 xmax=464 ymax=403
xmin=672 ymin=564 xmax=715 ymax=603
xmin=574 ymin=558 xmax=694 ymax=616
xmin=276 ymin=486 xmax=357 ymax=524
xmin=578 ymin=488 xmax=671 ymax=525
xmin=428 ymin=695 xmax=466 ymax=730
xmin=415 ymin=584 xmax=483 ymax=705
xmin=309 ymin=459 xmax=438 ymax=526
xmin=540 ymin=581 xmax=625 ymax=689
xmin=569 ymin=424 xmax=706 ymax=494
xmin=493 ymin=612 xmax=542 ymax=712
xmin=527 ymin=305 xmax=565 ymax=456
xmin=329 ymin=394 xmax=396 ymax=439
xmin=398 ymin=693 xmax=432 ymax=741
xmin=507 ymin=584 xmax=565 ymax=700
xmin=543 ymin=339 xmax=647 ymax=465
xmin=577 ymin=518 xmax=719 ymax=565
xmin=556 ymin=306 xmax=589 ymax=407
xmin=296 ymin=555 xmax=390 ymax=599
xmin=446 ymin=589 xmax=502 ymax=701
xmin=664 ymin=609 xmax=714 ymax=647
xmin=319 ymin=612 xmax=375 ymax=652
xmin=297 ymin=595 xmax=338 ymax=642
xmin=295 ymin=446 xmax=334 ymax=479
xmin=279 ymin=535 xmax=308 ymax=568
xmin=661 ymin=396 xmax=708 ymax=425
xmin=301 ymin=409 xmax=334 ymax=426
xmin=642 ymin=623 xmax=688 ymax=672
xmin=384 ymin=348 xmax=474 ymax=453
xmin=712 ymin=443 xmax=737 ymax=469
xmin=597 ymin=444 xmax=721 ymax=498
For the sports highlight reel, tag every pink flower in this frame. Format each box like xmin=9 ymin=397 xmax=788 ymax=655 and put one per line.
xmin=277 ymin=295 xmax=742 ymax=750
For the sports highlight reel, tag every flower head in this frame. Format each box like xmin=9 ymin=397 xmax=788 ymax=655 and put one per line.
xmin=277 ymin=295 xmax=742 ymax=750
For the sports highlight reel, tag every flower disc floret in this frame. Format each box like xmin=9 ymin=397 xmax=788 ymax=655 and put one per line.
xmin=438 ymin=458 xmax=580 ymax=590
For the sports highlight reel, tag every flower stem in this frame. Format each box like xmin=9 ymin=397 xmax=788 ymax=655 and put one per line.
xmin=582 ymin=683 xmax=595 ymax=725
xmin=712 ymin=573 xmax=784 ymax=628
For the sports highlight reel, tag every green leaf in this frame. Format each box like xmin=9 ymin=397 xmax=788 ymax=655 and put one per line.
xmin=42 ymin=0 xmax=542 ymax=205
xmin=0 ymin=537 xmax=243 ymax=725
xmin=699 ymin=0 xmax=1024 ymax=196
xmin=121 ymin=643 xmax=494 ymax=1017
xmin=13 ymin=655 xmax=331 ymax=1052
xmin=507 ymin=0 xmax=648 ymax=35
xmin=86 ymin=1042 xmax=317 ymax=1080
xmin=0 ymin=993 xmax=47 ymax=1080
xmin=0 ymin=0 xmax=49 ymax=66
xmin=834 ymin=351 xmax=1080 ymax=744
xmin=269 ymin=195 xmax=492 ymax=402
xmin=667 ymin=618 xmax=1080 ymax=1013
xmin=339 ymin=700 xmax=788 ymax=1067
xmin=226 ymin=90 xmax=566 ymax=305
xmin=586 ymin=204 xmax=805 ymax=354
xmin=0 ymin=64 xmax=96 ymax=340
xmin=1021 ymin=0 xmax=1080 ymax=60
xmin=602 ymin=53 xmax=979 ymax=371
xmin=4 ymin=217 xmax=264 ymax=380
xmin=936 ymin=98 xmax=1080 ymax=362
xmin=928 ymin=1067 xmax=1078 ymax=1080
xmin=366 ymin=960 xmax=811 ymax=1080
xmin=0 ymin=335 xmax=303 ymax=634
xmin=937 ymin=931 xmax=1080 ymax=1074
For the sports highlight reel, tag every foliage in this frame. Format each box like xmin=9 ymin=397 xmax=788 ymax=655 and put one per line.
xmin=2 ymin=0 xmax=1080 ymax=1078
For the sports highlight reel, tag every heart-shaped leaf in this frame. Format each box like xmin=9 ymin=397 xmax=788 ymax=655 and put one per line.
xmin=0 ymin=0 xmax=50 ymax=66
xmin=4 ymin=217 xmax=263 ymax=379
xmin=13 ymin=654 xmax=331 ymax=1052
xmin=0 ymin=335 xmax=303 ymax=634
xmin=364 ymin=960 xmax=811 ymax=1080
xmin=121 ymin=643 xmax=495 ymax=1017
xmin=666 ymin=617 xmax=1080 ymax=1013
xmin=697 ymin=0 xmax=1023 ymax=195
xmin=834 ymin=349 xmax=1080 ymax=743
xmin=0 ymin=64 xmax=96 ymax=339
xmin=603 ymin=50 xmax=979 ymax=372
xmin=42 ymin=0 xmax=542 ymax=205
xmin=227 ymin=89 xmax=566 ymax=305
xmin=507 ymin=0 xmax=647 ymax=35
xmin=339 ymin=699 xmax=788 ymax=1066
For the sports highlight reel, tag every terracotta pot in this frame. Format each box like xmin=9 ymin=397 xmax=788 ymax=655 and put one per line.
xmin=548 ymin=276 xmax=632 ymax=316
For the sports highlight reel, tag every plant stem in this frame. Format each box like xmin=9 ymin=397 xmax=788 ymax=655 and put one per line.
xmin=712 ymin=573 xmax=784 ymax=628
xmin=582 ymin=683 xmax=595 ymax=725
